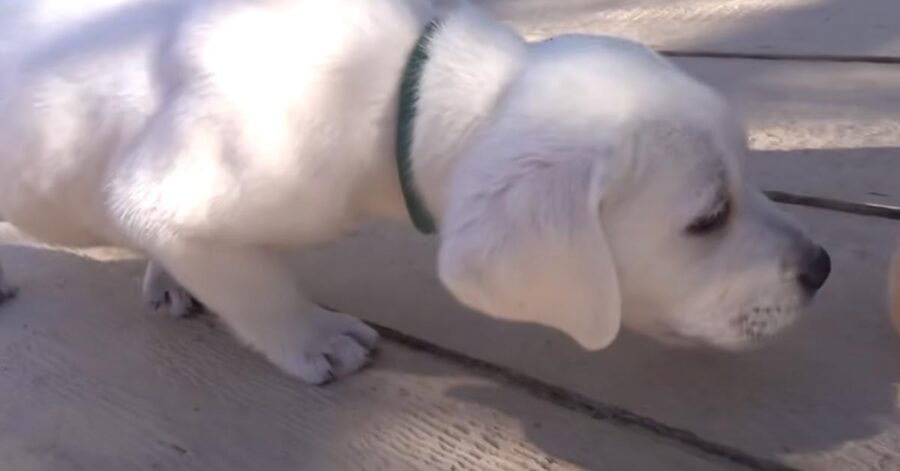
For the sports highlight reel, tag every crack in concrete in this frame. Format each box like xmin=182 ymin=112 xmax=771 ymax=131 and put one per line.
xmin=660 ymin=50 xmax=900 ymax=65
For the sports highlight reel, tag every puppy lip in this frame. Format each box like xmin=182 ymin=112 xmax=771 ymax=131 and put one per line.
xmin=732 ymin=301 xmax=806 ymax=344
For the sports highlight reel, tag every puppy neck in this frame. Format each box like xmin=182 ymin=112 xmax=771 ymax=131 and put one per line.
xmin=399 ymin=4 xmax=527 ymax=230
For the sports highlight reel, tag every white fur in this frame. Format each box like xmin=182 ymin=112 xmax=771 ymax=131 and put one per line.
xmin=0 ymin=0 xmax=828 ymax=384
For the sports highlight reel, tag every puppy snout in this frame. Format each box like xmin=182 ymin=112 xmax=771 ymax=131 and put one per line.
xmin=796 ymin=245 xmax=831 ymax=294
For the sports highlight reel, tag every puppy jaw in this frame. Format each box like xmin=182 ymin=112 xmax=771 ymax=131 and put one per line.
xmin=672 ymin=254 xmax=817 ymax=351
xmin=623 ymin=283 xmax=809 ymax=351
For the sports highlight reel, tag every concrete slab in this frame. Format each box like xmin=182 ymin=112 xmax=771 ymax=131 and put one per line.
xmin=673 ymin=57 xmax=900 ymax=208
xmin=0 ymin=225 xmax=729 ymax=471
xmin=2 ymin=2 xmax=899 ymax=469
xmin=466 ymin=0 xmax=900 ymax=59
xmin=291 ymin=208 xmax=900 ymax=470
xmin=442 ymin=4 xmax=900 ymax=208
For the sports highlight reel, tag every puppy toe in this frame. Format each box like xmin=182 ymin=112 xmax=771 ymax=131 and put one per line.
xmin=280 ymin=332 xmax=376 ymax=386
xmin=288 ymin=350 xmax=338 ymax=386
xmin=143 ymin=283 xmax=202 ymax=318
xmin=344 ymin=320 xmax=380 ymax=350
xmin=165 ymin=289 xmax=204 ymax=319
xmin=324 ymin=334 xmax=375 ymax=377
xmin=321 ymin=309 xmax=380 ymax=349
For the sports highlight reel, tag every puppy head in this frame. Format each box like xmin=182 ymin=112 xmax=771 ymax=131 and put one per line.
xmin=600 ymin=122 xmax=831 ymax=350
xmin=437 ymin=35 xmax=830 ymax=351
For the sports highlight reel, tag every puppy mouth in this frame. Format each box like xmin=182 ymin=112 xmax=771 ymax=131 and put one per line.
xmin=639 ymin=298 xmax=807 ymax=350
xmin=731 ymin=302 xmax=801 ymax=345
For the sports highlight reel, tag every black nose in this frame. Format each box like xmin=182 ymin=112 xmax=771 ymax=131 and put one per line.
xmin=797 ymin=246 xmax=831 ymax=293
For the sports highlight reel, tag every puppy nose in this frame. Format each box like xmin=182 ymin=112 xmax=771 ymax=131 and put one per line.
xmin=797 ymin=245 xmax=831 ymax=293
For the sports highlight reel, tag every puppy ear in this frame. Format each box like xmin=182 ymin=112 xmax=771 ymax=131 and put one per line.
xmin=438 ymin=150 xmax=622 ymax=349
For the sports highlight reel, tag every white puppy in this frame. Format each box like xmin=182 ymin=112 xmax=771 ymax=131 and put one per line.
xmin=0 ymin=0 xmax=831 ymax=384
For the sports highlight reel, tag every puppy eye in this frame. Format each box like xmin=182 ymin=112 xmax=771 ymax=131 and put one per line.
xmin=686 ymin=198 xmax=731 ymax=235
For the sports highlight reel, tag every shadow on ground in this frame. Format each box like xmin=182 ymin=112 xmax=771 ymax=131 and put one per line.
xmin=1 ymin=183 xmax=900 ymax=466
xmin=289 ymin=199 xmax=900 ymax=463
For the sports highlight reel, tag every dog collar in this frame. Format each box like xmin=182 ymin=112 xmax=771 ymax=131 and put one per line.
xmin=396 ymin=19 xmax=440 ymax=234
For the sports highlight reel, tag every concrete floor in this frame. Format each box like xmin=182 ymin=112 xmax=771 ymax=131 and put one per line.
xmin=0 ymin=234 xmax=727 ymax=470
xmin=2 ymin=0 xmax=900 ymax=470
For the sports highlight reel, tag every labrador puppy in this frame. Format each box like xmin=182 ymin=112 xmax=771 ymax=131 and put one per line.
xmin=0 ymin=0 xmax=831 ymax=384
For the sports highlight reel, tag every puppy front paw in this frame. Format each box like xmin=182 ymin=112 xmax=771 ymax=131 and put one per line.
xmin=142 ymin=263 xmax=203 ymax=318
xmin=274 ymin=314 xmax=379 ymax=385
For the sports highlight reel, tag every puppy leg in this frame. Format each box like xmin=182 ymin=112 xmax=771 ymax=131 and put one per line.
xmin=0 ymin=260 xmax=17 ymax=304
xmin=156 ymin=242 xmax=378 ymax=384
xmin=142 ymin=260 xmax=202 ymax=318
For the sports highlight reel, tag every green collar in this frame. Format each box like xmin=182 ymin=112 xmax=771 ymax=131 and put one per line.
xmin=396 ymin=20 xmax=440 ymax=234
